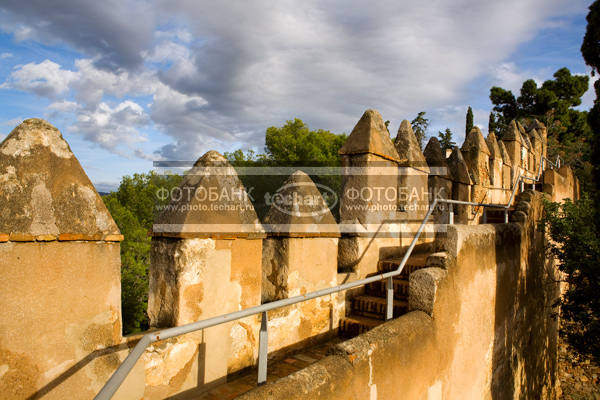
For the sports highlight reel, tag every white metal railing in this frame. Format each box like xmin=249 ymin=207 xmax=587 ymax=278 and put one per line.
xmin=94 ymin=155 xmax=561 ymax=400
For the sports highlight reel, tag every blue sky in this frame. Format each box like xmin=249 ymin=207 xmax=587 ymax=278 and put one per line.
xmin=0 ymin=0 xmax=595 ymax=192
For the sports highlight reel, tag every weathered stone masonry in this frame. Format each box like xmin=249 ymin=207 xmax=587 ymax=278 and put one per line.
xmin=0 ymin=111 xmax=578 ymax=399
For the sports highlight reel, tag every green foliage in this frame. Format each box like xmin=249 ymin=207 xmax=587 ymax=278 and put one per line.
xmin=226 ymin=119 xmax=347 ymax=220
xmin=489 ymin=68 xmax=591 ymax=186
xmin=539 ymin=195 xmax=600 ymax=359
xmin=411 ymin=111 xmax=429 ymax=150
xmin=582 ymin=0 xmax=600 ymax=76
xmin=489 ymin=68 xmax=590 ymax=143
xmin=437 ymin=128 xmax=456 ymax=151
xmin=264 ymin=118 xmax=347 ymax=166
xmin=465 ymin=106 xmax=474 ymax=136
xmin=581 ymin=0 xmax=600 ymax=201
xmin=103 ymin=171 xmax=183 ymax=335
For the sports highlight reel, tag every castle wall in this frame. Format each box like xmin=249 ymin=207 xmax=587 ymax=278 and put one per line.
xmin=238 ymin=192 xmax=561 ymax=400
xmin=0 ymin=114 xmax=570 ymax=399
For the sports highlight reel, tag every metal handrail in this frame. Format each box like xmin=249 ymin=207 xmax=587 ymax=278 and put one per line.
xmin=95 ymin=159 xmax=555 ymax=400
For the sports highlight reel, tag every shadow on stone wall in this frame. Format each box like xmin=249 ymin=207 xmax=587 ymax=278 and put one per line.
xmin=491 ymin=191 xmax=560 ymax=400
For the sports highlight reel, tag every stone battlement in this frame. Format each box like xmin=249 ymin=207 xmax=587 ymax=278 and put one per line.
xmin=0 ymin=111 xmax=577 ymax=399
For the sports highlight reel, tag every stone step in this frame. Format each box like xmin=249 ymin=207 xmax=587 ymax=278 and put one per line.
xmin=339 ymin=315 xmax=383 ymax=338
xmin=365 ymin=277 xmax=409 ymax=300
xmin=484 ymin=207 xmax=514 ymax=223
xmin=377 ymin=252 xmax=429 ymax=274
xmin=352 ymin=295 xmax=408 ymax=319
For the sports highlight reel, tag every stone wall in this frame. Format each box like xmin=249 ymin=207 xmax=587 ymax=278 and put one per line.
xmin=238 ymin=191 xmax=562 ymax=400
xmin=0 ymin=113 xmax=579 ymax=399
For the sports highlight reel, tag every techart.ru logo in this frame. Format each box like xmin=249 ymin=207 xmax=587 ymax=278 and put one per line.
xmin=265 ymin=182 xmax=338 ymax=217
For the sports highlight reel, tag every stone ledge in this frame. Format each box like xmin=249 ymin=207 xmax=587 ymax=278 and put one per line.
xmin=266 ymin=232 xmax=341 ymax=238
xmin=58 ymin=233 xmax=104 ymax=241
xmin=0 ymin=233 xmax=124 ymax=242
xmin=104 ymin=234 xmax=125 ymax=242
xmin=9 ymin=233 xmax=35 ymax=241
xmin=152 ymin=232 xmax=267 ymax=240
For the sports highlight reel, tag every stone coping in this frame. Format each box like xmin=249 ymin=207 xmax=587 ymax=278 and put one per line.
xmin=152 ymin=232 xmax=267 ymax=240
xmin=0 ymin=233 xmax=124 ymax=242
xmin=265 ymin=232 xmax=341 ymax=238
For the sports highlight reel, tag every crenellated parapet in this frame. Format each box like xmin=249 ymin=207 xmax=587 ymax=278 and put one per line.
xmin=0 ymin=112 xmax=576 ymax=399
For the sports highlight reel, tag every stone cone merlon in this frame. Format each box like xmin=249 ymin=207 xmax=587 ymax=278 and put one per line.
xmin=263 ymin=171 xmax=340 ymax=237
xmin=447 ymin=147 xmax=472 ymax=185
xmin=486 ymin=132 xmax=503 ymax=162
xmin=339 ymin=109 xmax=400 ymax=162
xmin=395 ymin=120 xmax=429 ymax=172
xmin=0 ymin=118 xmax=120 ymax=240
xmin=154 ymin=150 xmax=265 ymax=238
xmin=423 ymin=137 xmax=448 ymax=177
xmin=498 ymin=140 xmax=512 ymax=167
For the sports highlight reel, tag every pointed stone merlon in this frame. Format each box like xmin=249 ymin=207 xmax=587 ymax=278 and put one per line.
xmin=517 ymin=121 xmax=534 ymax=173
xmin=261 ymin=172 xmax=340 ymax=354
xmin=502 ymin=120 xmax=524 ymax=172
xmin=0 ymin=119 xmax=122 ymax=398
xmin=153 ymin=150 xmax=265 ymax=239
xmin=338 ymin=110 xmax=402 ymax=279
xmin=527 ymin=127 xmax=543 ymax=174
xmin=263 ymin=171 xmax=340 ymax=238
xmin=447 ymin=148 xmax=471 ymax=224
xmin=460 ymin=127 xmax=490 ymax=187
xmin=149 ymin=150 xmax=263 ymax=381
xmin=528 ymin=119 xmax=548 ymax=159
xmin=338 ymin=109 xmax=400 ymax=230
xmin=394 ymin=120 xmax=430 ymax=219
xmin=461 ymin=127 xmax=490 ymax=220
xmin=486 ymin=132 xmax=504 ymax=203
xmin=424 ymin=137 xmax=450 ymax=225
xmin=0 ymin=119 xmax=122 ymax=242
xmin=498 ymin=140 xmax=513 ymax=190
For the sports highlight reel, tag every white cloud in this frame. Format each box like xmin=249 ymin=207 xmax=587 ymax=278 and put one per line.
xmin=69 ymin=100 xmax=151 ymax=156
xmin=0 ymin=0 xmax=593 ymax=163
xmin=48 ymin=100 xmax=81 ymax=112
xmin=2 ymin=59 xmax=77 ymax=97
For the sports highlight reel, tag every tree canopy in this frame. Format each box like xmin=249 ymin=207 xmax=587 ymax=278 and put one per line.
xmin=489 ymin=68 xmax=590 ymax=144
xmin=540 ymin=196 xmax=600 ymax=359
xmin=438 ymin=128 xmax=456 ymax=151
xmin=264 ymin=118 xmax=347 ymax=166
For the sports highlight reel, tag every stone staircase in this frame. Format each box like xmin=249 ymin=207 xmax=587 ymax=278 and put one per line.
xmin=339 ymin=253 xmax=430 ymax=338
xmin=484 ymin=206 xmax=515 ymax=224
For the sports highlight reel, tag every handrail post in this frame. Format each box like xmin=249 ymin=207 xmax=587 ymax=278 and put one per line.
xmin=258 ymin=311 xmax=268 ymax=386
xmin=482 ymin=206 xmax=487 ymax=224
xmin=504 ymin=209 xmax=509 ymax=223
xmin=449 ymin=203 xmax=454 ymax=224
xmin=386 ymin=277 xmax=394 ymax=321
xmin=520 ymin=179 xmax=524 ymax=193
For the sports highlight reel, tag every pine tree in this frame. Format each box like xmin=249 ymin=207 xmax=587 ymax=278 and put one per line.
xmin=411 ymin=111 xmax=429 ymax=150
xmin=438 ymin=128 xmax=456 ymax=151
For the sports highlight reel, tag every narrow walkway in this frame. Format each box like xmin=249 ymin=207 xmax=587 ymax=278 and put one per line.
xmin=197 ymin=336 xmax=346 ymax=399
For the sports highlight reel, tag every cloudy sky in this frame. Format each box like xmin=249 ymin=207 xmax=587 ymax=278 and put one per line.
xmin=0 ymin=0 xmax=595 ymax=191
